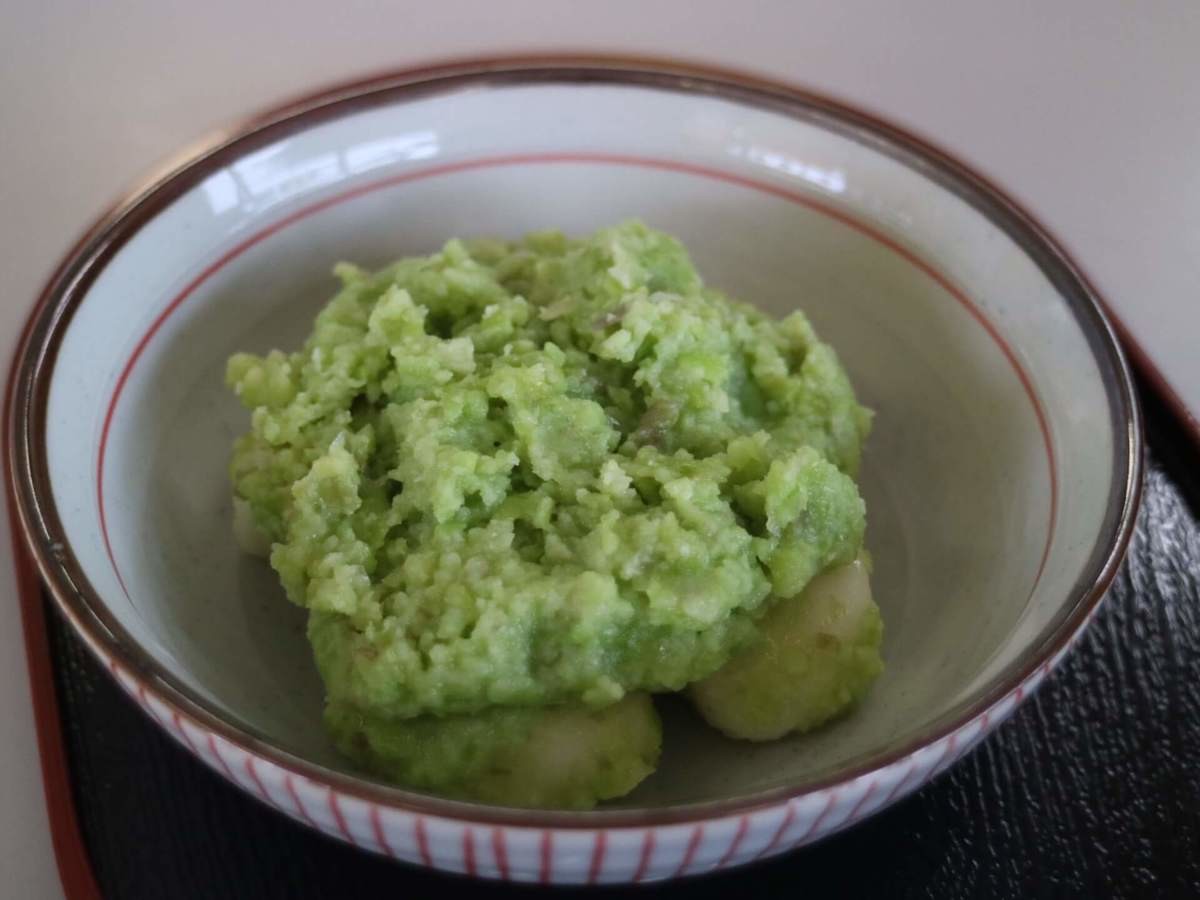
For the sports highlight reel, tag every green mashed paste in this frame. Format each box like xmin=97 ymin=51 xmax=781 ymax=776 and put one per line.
xmin=227 ymin=221 xmax=877 ymax=807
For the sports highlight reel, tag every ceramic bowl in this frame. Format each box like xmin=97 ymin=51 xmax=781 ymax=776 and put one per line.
xmin=8 ymin=59 xmax=1141 ymax=884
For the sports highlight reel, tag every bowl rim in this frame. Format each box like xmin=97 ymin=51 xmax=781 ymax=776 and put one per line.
xmin=6 ymin=54 xmax=1143 ymax=829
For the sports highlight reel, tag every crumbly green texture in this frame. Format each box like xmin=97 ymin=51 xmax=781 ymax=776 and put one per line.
xmin=690 ymin=557 xmax=884 ymax=741
xmin=226 ymin=221 xmax=872 ymax=803
xmin=325 ymin=693 xmax=661 ymax=809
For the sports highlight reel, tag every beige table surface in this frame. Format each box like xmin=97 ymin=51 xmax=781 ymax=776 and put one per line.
xmin=3 ymin=2 xmax=1197 ymax=895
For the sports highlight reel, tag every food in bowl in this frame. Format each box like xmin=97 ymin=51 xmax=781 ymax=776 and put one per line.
xmin=225 ymin=220 xmax=882 ymax=808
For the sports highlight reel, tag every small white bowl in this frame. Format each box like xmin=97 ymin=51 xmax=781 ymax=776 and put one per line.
xmin=8 ymin=58 xmax=1141 ymax=884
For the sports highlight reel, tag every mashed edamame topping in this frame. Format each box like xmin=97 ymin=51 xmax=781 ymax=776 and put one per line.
xmin=227 ymin=221 xmax=879 ymax=807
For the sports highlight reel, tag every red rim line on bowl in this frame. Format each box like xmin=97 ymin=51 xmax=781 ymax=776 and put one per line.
xmin=95 ymin=151 xmax=1060 ymax=607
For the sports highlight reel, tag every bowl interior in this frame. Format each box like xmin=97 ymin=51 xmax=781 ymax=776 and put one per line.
xmin=41 ymin=75 xmax=1121 ymax=808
